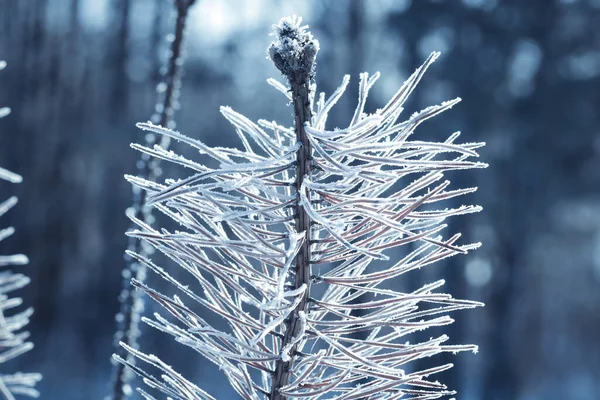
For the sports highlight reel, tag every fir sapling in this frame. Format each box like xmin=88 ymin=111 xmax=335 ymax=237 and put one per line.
xmin=109 ymin=1 xmax=197 ymax=399
xmin=115 ymin=16 xmax=487 ymax=399
xmin=0 ymin=60 xmax=41 ymax=399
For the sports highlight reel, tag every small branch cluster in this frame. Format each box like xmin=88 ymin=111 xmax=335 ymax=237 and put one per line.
xmin=0 ymin=61 xmax=41 ymax=399
xmin=117 ymin=16 xmax=486 ymax=400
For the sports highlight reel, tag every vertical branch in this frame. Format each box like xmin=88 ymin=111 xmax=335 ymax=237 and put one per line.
xmin=154 ymin=0 xmax=191 ymax=132
xmin=268 ymin=17 xmax=319 ymax=400
xmin=149 ymin=0 xmax=164 ymax=89
xmin=109 ymin=1 xmax=196 ymax=399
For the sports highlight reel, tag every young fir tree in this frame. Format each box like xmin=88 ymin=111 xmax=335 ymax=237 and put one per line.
xmin=0 ymin=61 xmax=41 ymax=399
xmin=115 ymin=16 xmax=487 ymax=399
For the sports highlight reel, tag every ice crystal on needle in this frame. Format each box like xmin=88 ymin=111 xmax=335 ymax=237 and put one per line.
xmin=116 ymin=16 xmax=487 ymax=400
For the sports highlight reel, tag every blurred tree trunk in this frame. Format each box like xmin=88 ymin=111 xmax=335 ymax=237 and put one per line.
xmin=108 ymin=0 xmax=130 ymax=120
xmin=347 ymin=0 xmax=363 ymax=85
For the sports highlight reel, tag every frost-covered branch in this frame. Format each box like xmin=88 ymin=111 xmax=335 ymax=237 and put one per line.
xmin=117 ymin=16 xmax=486 ymax=400
xmin=0 ymin=61 xmax=41 ymax=399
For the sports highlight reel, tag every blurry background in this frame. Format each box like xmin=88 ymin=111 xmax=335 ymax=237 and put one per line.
xmin=1 ymin=0 xmax=599 ymax=398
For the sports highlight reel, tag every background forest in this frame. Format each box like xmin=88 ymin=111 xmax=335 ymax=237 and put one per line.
xmin=0 ymin=0 xmax=599 ymax=399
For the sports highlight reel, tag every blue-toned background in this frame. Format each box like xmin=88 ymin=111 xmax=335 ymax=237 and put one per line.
xmin=1 ymin=0 xmax=599 ymax=398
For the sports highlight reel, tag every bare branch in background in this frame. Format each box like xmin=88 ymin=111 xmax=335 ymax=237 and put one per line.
xmin=109 ymin=1 xmax=197 ymax=399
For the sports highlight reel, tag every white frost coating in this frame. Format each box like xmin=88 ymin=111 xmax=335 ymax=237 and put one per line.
xmin=280 ymin=310 xmax=306 ymax=362
xmin=0 ymin=254 xmax=29 ymax=267
xmin=0 ymin=197 xmax=18 ymax=218
xmin=118 ymin=31 xmax=487 ymax=399
xmin=0 ymin=168 xmax=21 ymax=184
xmin=266 ymin=78 xmax=291 ymax=101
xmin=260 ymin=231 xmax=305 ymax=312
xmin=0 ymin=63 xmax=9 ymax=122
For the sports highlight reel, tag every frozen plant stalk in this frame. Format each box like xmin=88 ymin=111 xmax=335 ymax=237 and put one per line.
xmin=0 ymin=61 xmax=41 ymax=399
xmin=267 ymin=16 xmax=318 ymax=400
xmin=116 ymin=16 xmax=487 ymax=399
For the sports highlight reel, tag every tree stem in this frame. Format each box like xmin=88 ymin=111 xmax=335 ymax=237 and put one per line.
xmin=270 ymin=78 xmax=313 ymax=400
xmin=268 ymin=16 xmax=319 ymax=400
